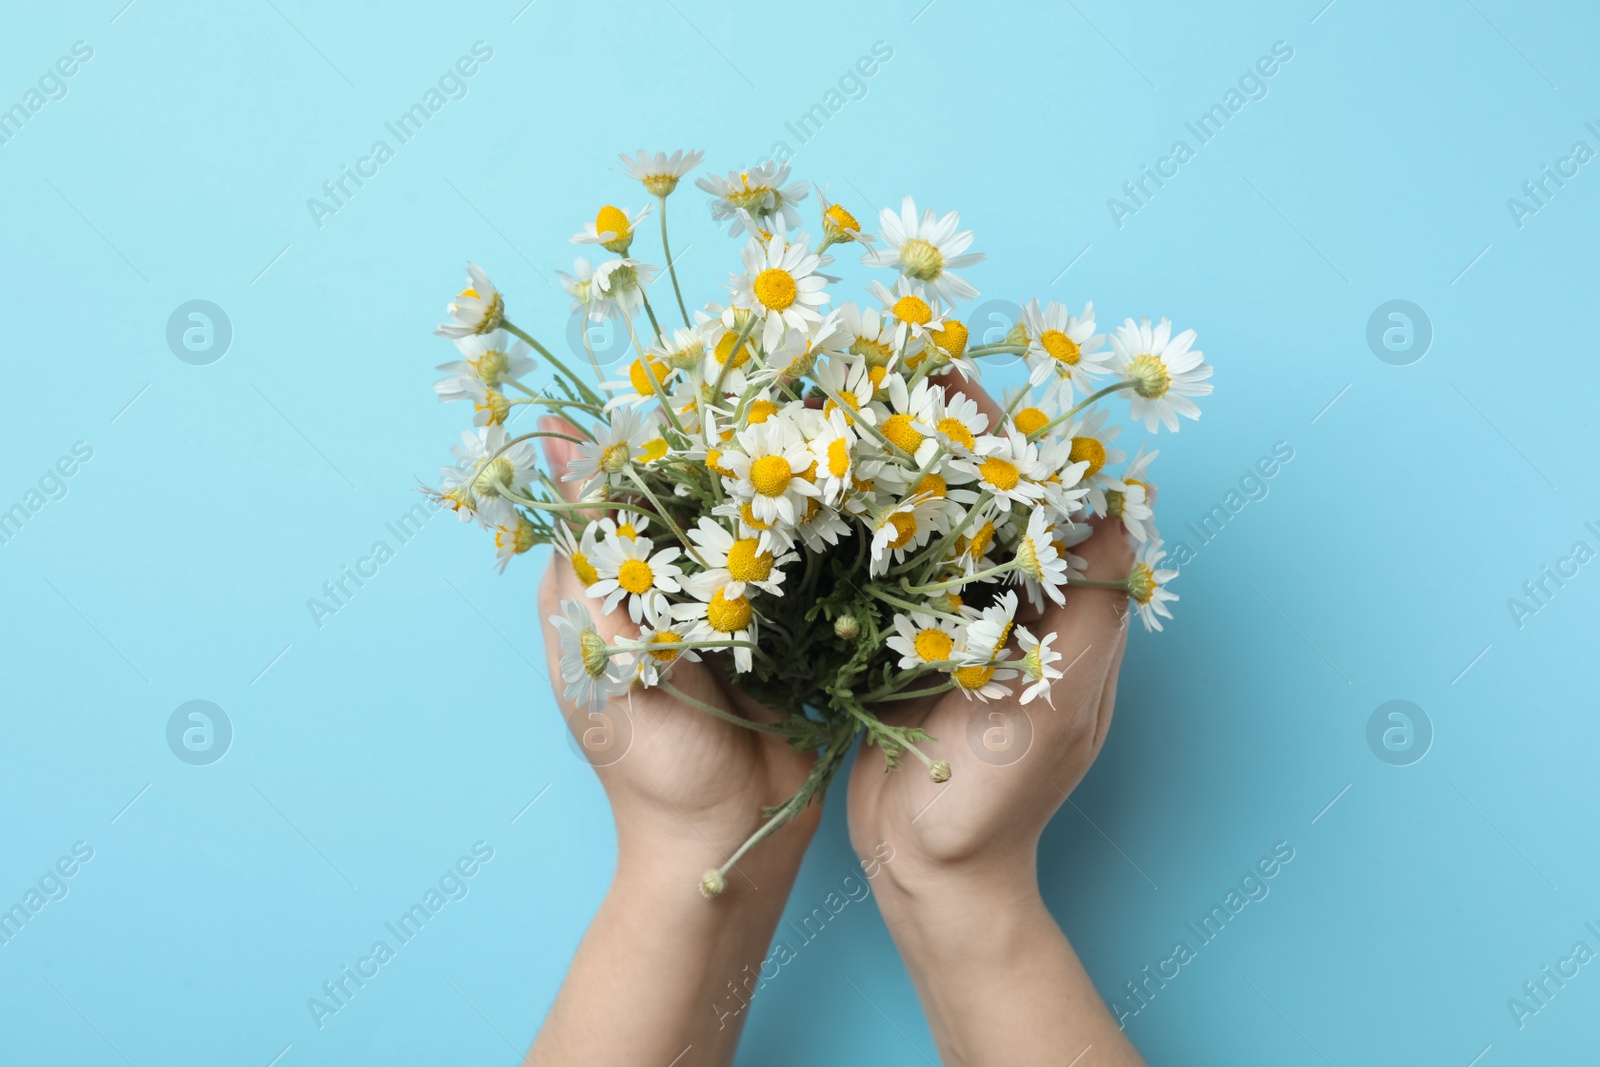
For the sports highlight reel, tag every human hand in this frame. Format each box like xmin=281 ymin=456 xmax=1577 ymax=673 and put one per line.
xmin=843 ymin=378 xmax=1146 ymax=1067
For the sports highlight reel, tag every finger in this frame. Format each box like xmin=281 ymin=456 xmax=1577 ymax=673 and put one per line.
xmin=539 ymin=415 xmax=587 ymax=505
xmin=932 ymin=367 xmax=1004 ymax=434
xmin=1091 ymin=614 xmax=1129 ymax=754
xmin=1038 ymin=516 xmax=1137 ymax=677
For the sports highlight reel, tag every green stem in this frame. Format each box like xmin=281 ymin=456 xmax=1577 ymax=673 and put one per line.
xmin=659 ymin=195 xmax=691 ymax=327
xmin=625 ymin=468 xmax=704 ymax=564
xmin=659 ymin=682 xmax=788 ymax=735
xmin=903 ymin=561 xmax=1015 ymax=595
xmin=503 ymin=321 xmax=604 ymax=408
xmin=1029 ymin=379 xmax=1138 ymax=441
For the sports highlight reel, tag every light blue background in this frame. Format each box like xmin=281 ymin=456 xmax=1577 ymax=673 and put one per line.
xmin=2 ymin=1 xmax=1597 ymax=1064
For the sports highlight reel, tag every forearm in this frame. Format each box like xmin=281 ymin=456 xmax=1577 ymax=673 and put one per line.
xmin=874 ymin=856 xmax=1144 ymax=1067
xmin=526 ymin=838 xmax=807 ymax=1067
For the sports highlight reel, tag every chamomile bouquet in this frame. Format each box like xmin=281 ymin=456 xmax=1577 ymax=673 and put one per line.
xmin=424 ymin=151 xmax=1210 ymax=895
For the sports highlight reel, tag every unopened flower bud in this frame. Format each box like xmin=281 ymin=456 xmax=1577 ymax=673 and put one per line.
xmin=930 ymin=760 xmax=952 ymax=783
xmin=699 ymin=868 xmax=727 ymax=899
xmin=834 ymin=615 xmax=860 ymax=640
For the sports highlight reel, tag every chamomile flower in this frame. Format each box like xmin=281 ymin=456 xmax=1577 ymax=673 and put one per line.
xmin=652 ymin=325 xmax=707 ymax=374
xmin=868 ymin=501 xmax=930 ymax=575
xmin=435 ymin=263 xmax=504 ymax=338
xmin=591 ymin=258 xmax=659 ymax=321
xmin=720 ymin=416 xmax=821 ymax=527
xmin=686 ymin=518 xmax=799 ymax=599
xmin=1010 ymin=507 xmax=1070 ymax=607
xmin=930 ymin=389 xmax=994 ymax=458
xmin=1126 ymin=540 xmax=1180 ymax=631
xmin=732 ymin=231 xmax=830 ymax=350
xmin=433 ymin=375 xmax=511 ymax=426
xmin=946 ymin=654 xmax=1018 ymax=702
xmin=437 ymin=330 xmax=534 ymax=390
xmin=952 ymin=429 xmax=1047 ymax=508
xmin=1110 ymin=318 xmax=1213 ymax=433
xmin=1016 ymin=627 xmax=1063 ymax=706
xmin=862 ymin=196 xmax=985 ymax=303
xmin=550 ymin=599 xmax=631 ymax=712
xmin=553 ymin=521 xmax=602 ymax=588
xmin=572 ymin=203 xmax=650 ymax=255
xmin=437 ymin=424 xmax=537 ymax=527
xmin=697 ymin=162 xmax=809 ymax=235
xmin=563 ymin=407 xmax=658 ymax=490
xmin=631 ymin=602 xmax=702 ymax=687
xmin=813 ymin=353 xmax=879 ymax=428
xmin=605 ymin=352 xmax=676 ymax=408
xmin=673 ymin=578 xmax=760 ymax=673
xmin=886 ymin=610 xmax=961 ymax=670
xmin=1059 ymin=410 xmax=1125 ymax=513
xmin=815 ymin=186 xmax=873 ymax=248
xmin=794 ymin=503 xmax=851 ymax=553
xmin=1107 ymin=445 xmax=1158 ymax=541
xmin=619 ymin=149 xmax=704 ymax=197
xmin=491 ymin=511 xmax=539 ymax=574
xmin=839 ymin=301 xmax=898 ymax=370
xmin=587 ymin=532 xmax=684 ymax=623
xmin=868 ymin=277 xmax=948 ymax=353
xmin=810 ymin=410 xmax=859 ymax=506
xmin=559 ymin=258 xmax=604 ymax=321
xmin=1023 ymin=300 xmax=1109 ymax=402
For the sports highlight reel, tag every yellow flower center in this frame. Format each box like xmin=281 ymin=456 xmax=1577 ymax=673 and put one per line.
xmin=825 ymin=202 xmax=860 ymax=234
xmin=929 ymin=318 xmax=968 ymax=357
xmin=953 ymin=664 xmax=996 ymax=690
xmin=739 ymin=501 xmax=773 ymax=530
xmin=969 ymin=521 xmax=996 ymax=560
xmin=595 ymin=204 xmax=631 ymax=238
xmin=715 ymin=331 xmax=752 ymax=368
xmin=459 ymin=287 xmax=479 ymax=299
xmin=1127 ymin=353 xmax=1171 ymax=399
xmin=726 ymin=538 xmax=773 ymax=583
xmin=629 ymin=357 xmax=670 ymax=396
xmin=913 ymin=628 xmax=954 ymax=662
xmin=1041 ymin=329 xmax=1080 ymax=365
xmin=824 ymin=390 xmax=860 ymax=424
xmin=900 ymin=238 xmax=945 ymax=281
xmin=648 ymin=630 xmax=684 ymax=662
xmin=827 ymin=437 xmax=851 ymax=478
xmin=979 ymin=456 xmax=1020 ymax=491
xmin=753 ymin=268 xmax=798 ymax=311
xmin=707 ymin=589 xmax=753 ymax=632
xmin=881 ymin=413 xmax=925 ymax=454
xmin=850 ymin=336 xmax=895 ymax=367
xmin=884 ymin=511 xmax=918 ymax=549
xmin=615 ymin=522 xmax=638 ymax=540
xmin=617 ymin=558 xmax=655 ymax=595
xmin=867 ymin=365 xmax=888 ymax=394
xmin=749 ymin=455 xmax=793 ymax=496
xmin=913 ymin=473 xmax=947 ymax=499
xmin=1013 ymin=407 xmax=1049 ymax=436
xmin=1127 ymin=562 xmax=1158 ymax=604
xmin=892 ymin=294 xmax=933 ymax=325
xmin=1069 ymin=436 xmax=1106 ymax=475
xmin=570 ymin=552 xmax=599 ymax=586
xmin=745 ymin=399 xmax=778 ymax=425
xmin=706 ymin=448 xmax=733 ymax=477
xmin=937 ymin=416 xmax=975 ymax=450
xmin=639 ymin=438 xmax=669 ymax=463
